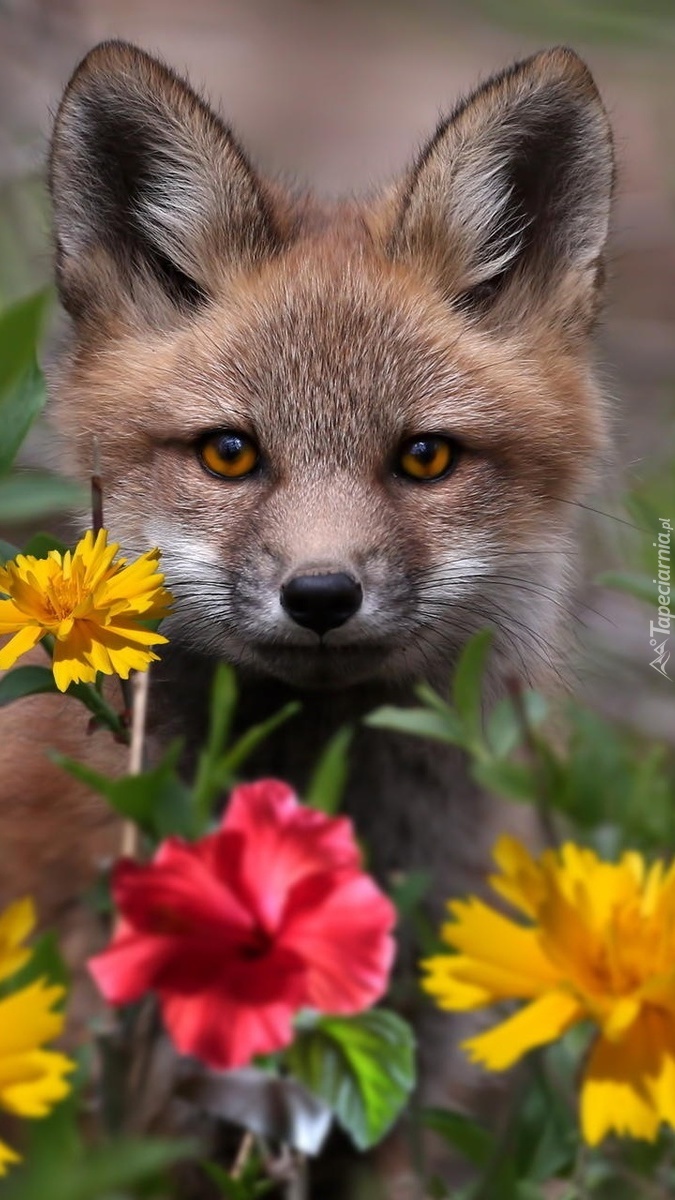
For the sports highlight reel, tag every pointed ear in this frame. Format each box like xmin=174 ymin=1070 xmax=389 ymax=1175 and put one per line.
xmin=49 ymin=41 xmax=280 ymax=326
xmin=388 ymin=48 xmax=614 ymax=334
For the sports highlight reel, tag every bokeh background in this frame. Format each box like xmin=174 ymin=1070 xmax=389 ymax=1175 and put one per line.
xmin=1 ymin=0 xmax=674 ymax=734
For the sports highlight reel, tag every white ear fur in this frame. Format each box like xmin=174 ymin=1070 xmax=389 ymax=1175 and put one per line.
xmin=392 ymin=48 xmax=614 ymax=320
xmin=50 ymin=40 xmax=278 ymax=319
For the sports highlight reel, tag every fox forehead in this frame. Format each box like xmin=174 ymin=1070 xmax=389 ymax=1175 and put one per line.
xmin=50 ymin=42 xmax=613 ymax=507
xmin=63 ymin=232 xmax=601 ymax=498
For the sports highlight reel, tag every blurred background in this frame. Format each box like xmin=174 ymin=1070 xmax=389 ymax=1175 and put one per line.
xmin=0 ymin=0 xmax=674 ymax=736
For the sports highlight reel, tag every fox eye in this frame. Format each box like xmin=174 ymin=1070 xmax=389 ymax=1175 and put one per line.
xmin=396 ymin=435 xmax=457 ymax=482
xmin=198 ymin=430 xmax=260 ymax=479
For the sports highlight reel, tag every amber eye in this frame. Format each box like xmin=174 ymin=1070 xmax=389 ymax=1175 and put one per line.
xmin=396 ymin=435 xmax=456 ymax=482
xmin=199 ymin=430 xmax=260 ymax=479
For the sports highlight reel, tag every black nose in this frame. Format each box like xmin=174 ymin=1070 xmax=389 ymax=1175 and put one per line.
xmin=280 ymin=573 xmax=363 ymax=636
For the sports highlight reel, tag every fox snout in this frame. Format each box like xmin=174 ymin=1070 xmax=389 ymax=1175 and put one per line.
xmin=280 ymin=572 xmax=364 ymax=636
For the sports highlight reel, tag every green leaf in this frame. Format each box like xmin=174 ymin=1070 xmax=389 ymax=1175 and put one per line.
xmin=287 ymin=1009 xmax=416 ymax=1150
xmin=388 ymin=870 xmax=431 ymax=922
xmin=0 ymin=931 xmax=69 ymax=1000
xmin=451 ymin=629 xmax=492 ymax=738
xmin=305 ymin=726 xmax=353 ymax=814
xmin=415 ymin=681 xmax=456 ymax=716
xmin=0 ymin=537 xmax=20 ymax=563
xmin=364 ymin=705 xmax=463 ymax=744
xmin=202 ymin=1161 xmax=274 ymax=1199
xmin=418 ymin=1107 xmax=494 ymax=1168
xmin=0 ymin=471 xmax=87 ymax=523
xmin=0 ymin=665 xmax=56 ymax=707
xmin=1 ymin=1129 xmax=195 ymax=1200
xmin=0 ymin=290 xmax=49 ymax=395
xmin=0 ymin=360 xmax=47 ymax=476
xmin=22 ymin=531 xmax=69 ymax=558
xmin=216 ymin=701 xmax=301 ymax=782
xmin=472 ymin=757 xmax=537 ymax=803
xmin=485 ymin=692 xmax=547 ymax=758
xmin=55 ymin=741 xmax=195 ymax=841
xmin=597 ymin=570 xmax=674 ymax=606
xmin=512 ymin=1058 xmax=577 ymax=1184
xmin=192 ymin=664 xmax=239 ymax=828
xmin=0 ymin=664 xmax=126 ymax=737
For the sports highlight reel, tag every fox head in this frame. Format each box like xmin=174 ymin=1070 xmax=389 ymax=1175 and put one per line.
xmin=48 ymin=42 xmax=613 ymax=690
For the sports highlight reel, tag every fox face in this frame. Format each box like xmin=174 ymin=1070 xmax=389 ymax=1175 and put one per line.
xmin=49 ymin=42 xmax=613 ymax=691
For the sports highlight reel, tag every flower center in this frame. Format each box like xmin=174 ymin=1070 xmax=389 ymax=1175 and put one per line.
xmin=43 ymin=582 xmax=83 ymax=621
xmin=566 ymin=905 xmax=662 ymax=1004
xmin=239 ymin=927 xmax=273 ymax=961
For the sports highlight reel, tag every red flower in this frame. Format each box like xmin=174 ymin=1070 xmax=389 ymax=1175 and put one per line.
xmin=89 ymin=780 xmax=396 ymax=1068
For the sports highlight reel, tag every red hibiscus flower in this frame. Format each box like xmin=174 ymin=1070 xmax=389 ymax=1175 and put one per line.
xmin=89 ymin=780 xmax=396 ymax=1069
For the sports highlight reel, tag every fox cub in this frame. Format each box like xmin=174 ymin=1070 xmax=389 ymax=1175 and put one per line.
xmin=1 ymin=43 xmax=612 ymax=1071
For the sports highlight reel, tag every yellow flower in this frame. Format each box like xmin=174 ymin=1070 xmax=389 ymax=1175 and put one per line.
xmin=0 ymin=899 xmax=75 ymax=1173
xmin=0 ymin=530 xmax=173 ymax=691
xmin=0 ymin=898 xmax=35 ymax=984
xmin=422 ymin=837 xmax=675 ymax=1146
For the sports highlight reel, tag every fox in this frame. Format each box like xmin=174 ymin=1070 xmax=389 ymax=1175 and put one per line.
xmin=0 ymin=40 xmax=613 ymax=1133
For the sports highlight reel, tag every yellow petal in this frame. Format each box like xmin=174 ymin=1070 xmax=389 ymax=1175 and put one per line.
xmin=463 ymin=988 xmax=582 ymax=1071
xmin=102 ymin=621 xmax=168 ymax=648
xmin=602 ymin=995 xmax=642 ymax=1042
xmin=0 ymin=1050 xmax=74 ymax=1117
xmin=442 ymin=897 xmax=560 ymax=997
xmin=581 ymin=1018 xmax=664 ymax=1145
xmin=490 ymin=835 xmax=546 ymax=917
xmin=0 ymin=981 xmax=65 ymax=1058
xmin=0 ymin=898 xmax=35 ymax=984
xmin=51 ymin=623 xmax=98 ymax=692
xmin=0 ymin=532 xmax=172 ymax=693
xmin=0 ymin=1138 xmax=21 ymax=1176
xmin=0 ymin=598 xmax=33 ymax=632
xmin=420 ymin=956 xmax=494 ymax=1010
xmin=0 ymin=624 xmax=45 ymax=669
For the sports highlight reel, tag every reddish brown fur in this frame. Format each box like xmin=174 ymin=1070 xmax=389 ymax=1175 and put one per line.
xmin=1 ymin=47 xmax=614 ymax=1129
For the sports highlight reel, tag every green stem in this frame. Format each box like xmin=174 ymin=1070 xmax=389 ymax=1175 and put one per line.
xmin=41 ymin=633 xmax=128 ymax=740
xmin=70 ymin=679 xmax=128 ymax=740
xmin=506 ymin=675 xmax=559 ymax=848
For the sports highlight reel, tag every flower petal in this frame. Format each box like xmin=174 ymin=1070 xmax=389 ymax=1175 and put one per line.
xmin=490 ymin=835 xmax=547 ymax=917
xmin=0 ymin=1139 xmax=21 ymax=1176
xmin=0 ymin=897 xmax=35 ymax=984
xmin=421 ymin=956 xmax=502 ymax=1011
xmin=160 ymin=986 xmax=296 ymax=1069
xmin=281 ymin=871 xmax=396 ymax=1013
xmin=223 ymin=781 xmax=361 ymax=929
xmin=0 ymin=1050 xmax=74 ymax=1117
xmin=463 ymin=988 xmax=583 ymax=1071
xmin=88 ymin=925 xmax=179 ymax=1005
xmin=113 ymin=849 xmax=254 ymax=939
xmin=440 ymin=897 xmax=561 ymax=998
xmin=0 ymin=981 xmax=65 ymax=1058
xmin=581 ymin=1015 xmax=666 ymax=1145
xmin=0 ymin=623 xmax=44 ymax=669
xmin=51 ymin=623 xmax=98 ymax=691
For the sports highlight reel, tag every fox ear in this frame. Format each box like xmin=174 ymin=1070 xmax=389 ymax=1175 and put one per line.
xmin=49 ymin=41 xmax=279 ymax=325
xmin=389 ymin=48 xmax=614 ymax=333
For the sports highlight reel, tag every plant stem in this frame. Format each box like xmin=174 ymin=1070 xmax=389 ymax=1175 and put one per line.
xmin=41 ymin=634 xmax=128 ymax=739
xmin=91 ymin=435 xmax=104 ymax=534
xmin=285 ymin=1152 xmax=307 ymax=1200
xmin=121 ymin=670 xmax=150 ymax=857
xmin=506 ymin=675 xmax=559 ymax=848
xmin=231 ymin=1130 xmax=255 ymax=1179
